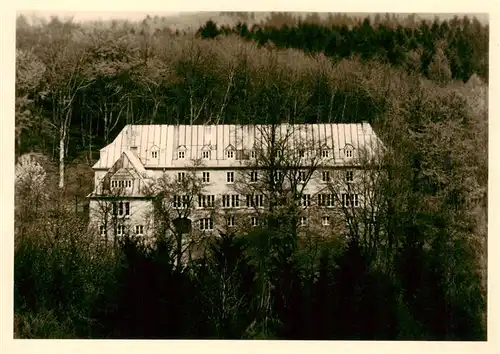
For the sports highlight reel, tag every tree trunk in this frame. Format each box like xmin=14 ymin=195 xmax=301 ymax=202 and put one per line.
xmin=59 ymin=125 xmax=65 ymax=189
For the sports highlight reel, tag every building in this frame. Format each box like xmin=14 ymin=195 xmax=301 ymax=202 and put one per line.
xmin=88 ymin=123 xmax=385 ymax=242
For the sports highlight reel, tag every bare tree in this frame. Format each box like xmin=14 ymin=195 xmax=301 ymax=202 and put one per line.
xmin=143 ymin=159 xmax=218 ymax=268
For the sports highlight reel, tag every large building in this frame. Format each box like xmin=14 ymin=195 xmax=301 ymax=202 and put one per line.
xmin=88 ymin=123 xmax=384 ymax=241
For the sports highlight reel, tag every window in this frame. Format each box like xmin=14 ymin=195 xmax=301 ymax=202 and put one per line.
xmin=227 ymin=172 xmax=234 ymax=183
xmin=299 ymin=171 xmax=306 ymax=183
xmin=322 ymin=149 xmax=330 ymax=158
xmin=173 ymin=195 xmax=182 ymax=208
xmin=198 ymin=195 xmax=215 ymax=208
xmin=199 ymin=218 xmax=214 ymax=231
xmin=178 ymin=151 xmax=185 ymax=159
xmin=202 ymin=150 xmax=210 ymax=159
xmin=322 ymin=171 xmax=330 ymax=182
xmin=202 ymin=172 xmax=210 ymax=183
xmin=342 ymin=194 xmax=359 ymax=207
xmin=114 ymin=201 xmax=130 ymax=216
xmin=151 ymin=151 xmax=158 ymax=159
xmin=250 ymin=150 xmax=256 ymax=159
xmin=227 ymin=216 xmax=235 ymax=227
xmin=246 ymin=195 xmax=264 ymax=208
xmin=135 ymin=225 xmax=144 ymax=235
xmin=117 ymin=225 xmax=126 ymax=235
xmin=178 ymin=172 xmax=185 ymax=182
xmin=322 ymin=216 xmax=330 ymax=226
xmin=346 ymin=170 xmax=354 ymax=183
xmin=302 ymin=194 xmax=311 ymax=207
xmin=173 ymin=195 xmax=190 ymax=208
xmin=231 ymin=195 xmax=240 ymax=208
xmin=300 ymin=216 xmax=307 ymax=226
xmin=182 ymin=195 xmax=190 ymax=208
xmin=222 ymin=195 xmax=239 ymax=208
xmin=345 ymin=148 xmax=353 ymax=158
xmin=227 ymin=150 xmax=234 ymax=159
xmin=299 ymin=150 xmax=305 ymax=158
xmin=318 ymin=194 xmax=334 ymax=207
xmin=250 ymin=171 xmax=258 ymax=182
xmin=99 ymin=225 xmax=107 ymax=236
xmin=275 ymin=171 xmax=283 ymax=183
xmin=251 ymin=216 xmax=259 ymax=227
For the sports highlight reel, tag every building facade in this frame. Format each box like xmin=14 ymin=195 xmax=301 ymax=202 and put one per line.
xmin=88 ymin=123 xmax=385 ymax=241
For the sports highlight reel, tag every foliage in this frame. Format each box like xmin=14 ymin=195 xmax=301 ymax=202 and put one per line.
xmin=14 ymin=13 xmax=487 ymax=340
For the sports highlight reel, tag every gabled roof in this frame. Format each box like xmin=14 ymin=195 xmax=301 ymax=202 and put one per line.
xmin=92 ymin=123 xmax=385 ymax=169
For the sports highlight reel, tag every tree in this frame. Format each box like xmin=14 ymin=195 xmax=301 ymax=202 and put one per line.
xmin=36 ymin=18 xmax=93 ymax=189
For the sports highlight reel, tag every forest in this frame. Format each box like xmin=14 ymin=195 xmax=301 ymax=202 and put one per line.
xmin=14 ymin=12 xmax=488 ymax=339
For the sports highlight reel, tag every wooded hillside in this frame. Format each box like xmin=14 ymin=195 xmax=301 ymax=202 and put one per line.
xmin=14 ymin=13 xmax=488 ymax=340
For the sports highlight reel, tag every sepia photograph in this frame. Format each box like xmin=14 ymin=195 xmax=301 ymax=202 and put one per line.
xmin=9 ymin=6 xmax=490 ymax=344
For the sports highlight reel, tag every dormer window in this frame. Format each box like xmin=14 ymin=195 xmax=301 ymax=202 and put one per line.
xmin=177 ymin=145 xmax=187 ymax=160
xmin=299 ymin=150 xmax=306 ymax=158
xmin=250 ymin=150 xmax=256 ymax=159
xmin=201 ymin=145 xmax=211 ymax=159
xmin=344 ymin=145 xmax=354 ymax=158
xmin=322 ymin=149 xmax=330 ymax=158
xmin=225 ymin=145 xmax=235 ymax=159
xmin=150 ymin=145 xmax=160 ymax=160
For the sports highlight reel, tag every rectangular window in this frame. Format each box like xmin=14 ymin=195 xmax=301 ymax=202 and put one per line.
xmin=99 ymin=225 xmax=106 ymax=236
xmin=199 ymin=218 xmax=214 ymax=231
xmin=202 ymin=150 xmax=210 ymax=159
xmin=275 ymin=171 xmax=283 ymax=183
xmin=342 ymin=194 xmax=359 ymax=207
xmin=300 ymin=216 xmax=307 ymax=226
xmin=299 ymin=171 xmax=306 ymax=183
xmin=173 ymin=195 xmax=182 ymax=208
xmin=222 ymin=195 xmax=230 ymax=208
xmin=198 ymin=195 xmax=215 ymax=208
xmin=322 ymin=150 xmax=329 ymax=158
xmin=227 ymin=216 xmax=235 ymax=227
xmin=117 ymin=225 xmax=125 ymax=235
xmin=346 ymin=170 xmax=354 ymax=183
xmin=227 ymin=172 xmax=234 ymax=183
xmin=178 ymin=151 xmax=185 ymax=159
xmin=124 ymin=202 xmax=130 ymax=216
xmin=250 ymin=171 xmax=258 ymax=182
xmin=318 ymin=194 xmax=334 ymax=207
xmin=322 ymin=216 xmax=330 ymax=226
xmin=152 ymin=151 xmax=158 ymax=159
xmin=322 ymin=171 xmax=330 ymax=182
xmin=250 ymin=150 xmax=256 ymax=159
xmin=118 ymin=202 xmax=123 ymax=215
xmin=227 ymin=150 xmax=234 ymax=159
xmin=246 ymin=195 xmax=264 ymax=208
xmin=135 ymin=225 xmax=144 ymax=235
xmin=302 ymin=194 xmax=311 ymax=207
xmin=202 ymin=172 xmax=210 ymax=183
xmin=251 ymin=216 xmax=259 ymax=227
xmin=182 ymin=195 xmax=190 ymax=208
xmin=231 ymin=194 xmax=239 ymax=208
xmin=178 ymin=172 xmax=185 ymax=182
xmin=299 ymin=150 xmax=305 ymax=158
xmin=345 ymin=149 xmax=353 ymax=158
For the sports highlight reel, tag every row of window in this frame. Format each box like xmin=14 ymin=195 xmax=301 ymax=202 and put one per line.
xmin=99 ymin=224 xmax=144 ymax=236
xmin=151 ymin=147 xmax=354 ymax=161
xmin=173 ymin=193 xmax=359 ymax=209
xmin=177 ymin=170 xmax=355 ymax=184
xmin=199 ymin=214 xmax=334 ymax=231
xmin=111 ymin=180 xmax=133 ymax=188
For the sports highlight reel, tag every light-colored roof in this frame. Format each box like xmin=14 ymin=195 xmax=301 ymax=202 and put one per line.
xmin=92 ymin=123 xmax=384 ymax=170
